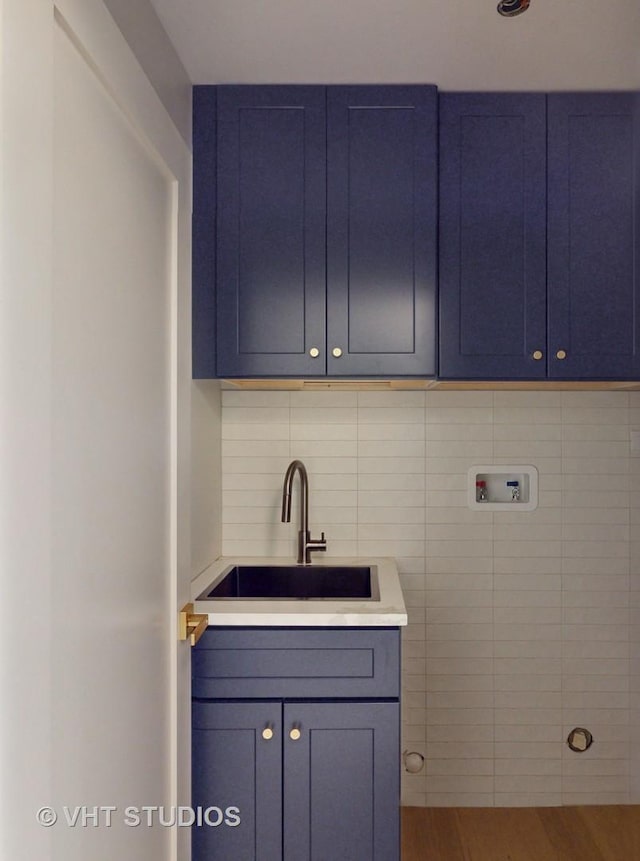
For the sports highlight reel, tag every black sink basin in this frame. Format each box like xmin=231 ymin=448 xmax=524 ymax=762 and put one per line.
xmin=200 ymin=565 xmax=379 ymax=601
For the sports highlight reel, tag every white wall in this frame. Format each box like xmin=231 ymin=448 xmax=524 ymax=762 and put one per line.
xmin=631 ymin=434 xmax=640 ymax=802
xmin=0 ymin=0 xmax=54 ymax=855
xmin=221 ymin=388 xmax=638 ymax=808
xmin=0 ymin=1 xmax=210 ymax=858
xmin=104 ymin=0 xmax=192 ymax=145
xmin=150 ymin=0 xmax=640 ymax=90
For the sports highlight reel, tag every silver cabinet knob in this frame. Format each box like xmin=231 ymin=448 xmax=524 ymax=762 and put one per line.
xmin=309 ymin=347 xmax=320 ymax=358
xmin=262 ymin=724 xmax=274 ymax=741
xmin=332 ymin=347 xmax=342 ymax=358
xmin=556 ymin=349 xmax=567 ymax=360
xmin=532 ymin=350 xmax=543 ymax=361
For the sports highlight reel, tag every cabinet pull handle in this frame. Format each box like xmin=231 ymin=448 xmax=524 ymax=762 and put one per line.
xmin=262 ymin=724 xmax=274 ymax=741
xmin=178 ymin=603 xmax=208 ymax=647
xmin=532 ymin=350 xmax=543 ymax=361
xmin=309 ymin=347 xmax=320 ymax=358
xmin=556 ymin=349 xmax=567 ymax=360
xmin=331 ymin=347 xmax=343 ymax=358
xmin=289 ymin=723 xmax=302 ymax=741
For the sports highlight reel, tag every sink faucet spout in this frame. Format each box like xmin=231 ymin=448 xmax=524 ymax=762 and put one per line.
xmin=281 ymin=460 xmax=327 ymax=564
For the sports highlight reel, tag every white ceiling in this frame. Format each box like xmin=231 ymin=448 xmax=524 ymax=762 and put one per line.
xmin=148 ymin=0 xmax=640 ymax=90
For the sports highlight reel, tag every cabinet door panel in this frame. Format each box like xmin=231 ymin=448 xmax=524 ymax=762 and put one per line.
xmin=547 ymin=93 xmax=640 ymax=379
xmin=283 ymin=701 xmax=400 ymax=861
xmin=439 ymin=93 xmax=547 ymax=379
xmin=216 ymin=86 xmax=326 ymax=376
xmin=327 ymin=86 xmax=437 ymax=376
xmin=192 ymin=701 xmax=282 ymax=861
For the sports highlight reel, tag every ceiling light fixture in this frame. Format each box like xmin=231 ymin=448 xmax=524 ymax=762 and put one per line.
xmin=497 ymin=0 xmax=531 ymax=16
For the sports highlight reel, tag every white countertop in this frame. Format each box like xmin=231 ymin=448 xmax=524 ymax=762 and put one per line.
xmin=191 ymin=556 xmax=407 ymax=627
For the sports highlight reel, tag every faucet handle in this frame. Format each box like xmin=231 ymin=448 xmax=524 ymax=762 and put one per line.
xmin=307 ymin=532 xmax=327 ymax=551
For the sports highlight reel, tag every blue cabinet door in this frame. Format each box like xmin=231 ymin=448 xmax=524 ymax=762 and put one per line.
xmin=192 ymin=700 xmax=282 ymax=861
xmin=439 ymin=93 xmax=547 ymax=379
xmin=215 ymin=85 xmax=326 ymax=377
xmin=283 ymin=701 xmax=400 ymax=861
xmin=327 ymin=86 xmax=437 ymax=376
xmin=547 ymin=93 xmax=640 ymax=379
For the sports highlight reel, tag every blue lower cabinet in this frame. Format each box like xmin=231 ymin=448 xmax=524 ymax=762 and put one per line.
xmin=192 ymin=701 xmax=282 ymax=860
xmin=192 ymin=627 xmax=401 ymax=860
xmin=283 ymin=701 xmax=400 ymax=861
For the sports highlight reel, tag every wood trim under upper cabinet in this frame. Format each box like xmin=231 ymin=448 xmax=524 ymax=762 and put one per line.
xmin=222 ymin=379 xmax=640 ymax=391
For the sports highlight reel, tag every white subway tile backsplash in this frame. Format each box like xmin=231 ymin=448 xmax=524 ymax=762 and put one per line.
xmin=493 ymin=423 xmax=562 ymax=441
xmin=221 ymin=388 xmax=638 ymax=808
xmin=359 ymin=439 xmax=425 ymax=458
xmin=290 ymin=406 xmax=357 ymax=425
xmin=291 ymin=439 xmax=358 ymax=458
xmin=426 ymin=675 xmax=494 ymax=692
xmin=495 ymin=691 xmax=561 ymax=710
xmin=358 ymin=406 xmax=424 ymax=424
xmin=427 ymin=725 xmax=494 ymax=744
xmin=496 ymin=759 xmax=562 ymax=777
xmin=494 ymin=391 xmax=562 ymax=408
xmin=494 ymin=407 xmax=561 ymax=425
xmin=222 ymin=439 xmax=291 ymax=458
xmin=495 ymin=726 xmax=561 ymax=743
xmin=290 ymin=391 xmax=357 ymax=408
xmin=428 ymin=440 xmax=493 ymax=458
xmin=563 ymin=607 xmax=629 ymax=626
xmin=493 ymin=440 xmax=562 ymax=459
xmin=222 ymin=405 xmax=289 ymax=424
xmin=562 ymin=423 xmax=630 ymax=441
xmin=290 ymin=422 xmax=357 ymax=441
xmin=358 ymin=456 xmax=425 ymax=474
xmin=493 ymin=606 xmax=562 ymax=624
xmin=360 ymin=507 xmax=425 ymax=524
xmin=358 ymin=423 xmax=425 ymax=441
xmin=563 ymin=473 xmax=630 ymax=491
xmin=222 ymin=473 xmax=282 ymax=490
xmin=222 ymin=422 xmax=289 ymax=440
xmin=426 ymin=407 xmax=494 ymax=424
xmin=494 ymin=540 xmax=562 ymax=558
xmin=222 ymin=489 xmax=281 ymax=507
xmin=495 ymin=792 xmax=561 ymax=807
xmin=495 ymin=775 xmax=561 ymax=794
xmin=359 ymin=472 xmax=425 ymax=490
xmin=493 ymin=524 xmax=562 ymax=542
xmin=495 ymin=742 xmax=561 ymax=759
xmin=495 ymin=675 xmax=561 ymax=693
xmin=426 ymin=590 xmax=494 ymax=609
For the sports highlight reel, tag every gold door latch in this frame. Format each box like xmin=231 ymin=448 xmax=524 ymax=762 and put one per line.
xmin=179 ymin=603 xmax=208 ymax=646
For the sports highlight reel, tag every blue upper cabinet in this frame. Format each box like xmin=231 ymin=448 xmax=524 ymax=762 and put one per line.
xmin=439 ymin=93 xmax=547 ymax=379
xmin=547 ymin=93 xmax=640 ymax=379
xmin=214 ymin=86 xmax=327 ymax=378
xmin=193 ymin=84 xmax=437 ymax=378
xmin=326 ymin=86 xmax=437 ymax=376
xmin=440 ymin=91 xmax=640 ymax=381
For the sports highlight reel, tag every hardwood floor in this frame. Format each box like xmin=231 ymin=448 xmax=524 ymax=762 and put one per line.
xmin=402 ymin=806 xmax=640 ymax=860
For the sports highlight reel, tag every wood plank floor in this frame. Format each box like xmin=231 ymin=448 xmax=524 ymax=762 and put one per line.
xmin=402 ymin=806 xmax=640 ymax=861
